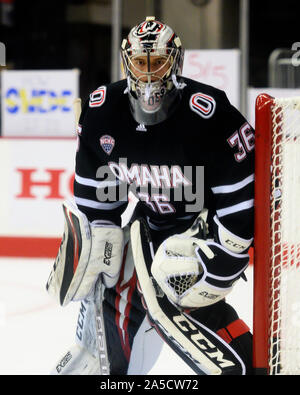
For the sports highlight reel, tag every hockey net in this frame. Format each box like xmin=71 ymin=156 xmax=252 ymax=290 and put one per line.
xmin=253 ymin=94 xmax=300 ymax=375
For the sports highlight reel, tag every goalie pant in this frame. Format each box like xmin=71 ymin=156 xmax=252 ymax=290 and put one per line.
xmin=76 ymin=226 xmax=253 ymax=375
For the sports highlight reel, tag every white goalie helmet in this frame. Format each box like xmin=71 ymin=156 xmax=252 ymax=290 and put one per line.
xmin=121 ymin=16 xmax=185 ymax=125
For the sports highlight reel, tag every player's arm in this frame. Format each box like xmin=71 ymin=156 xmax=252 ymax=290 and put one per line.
xmin=74 ymin=98 xmax=128 ymax=227
xmin=151 ymin=94 xmax=255 ymax=310
xmin=207 ymin=95 xmax=255 ymax=254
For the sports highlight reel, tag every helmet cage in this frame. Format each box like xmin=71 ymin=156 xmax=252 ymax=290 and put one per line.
xmin=122 ymin=46 xmax=181 ymax=113
xmin=123 ymin=46 xmax=180 ymax=85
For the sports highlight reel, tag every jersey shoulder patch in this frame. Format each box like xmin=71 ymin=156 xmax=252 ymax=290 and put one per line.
xmin=189 ymin=92 xmax=216 ymax=119
xmin=89 ymin=86 xmax=106 ymax=108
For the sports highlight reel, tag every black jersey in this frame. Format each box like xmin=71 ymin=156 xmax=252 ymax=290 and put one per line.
xmin=74 ymin=77 xmax=254 ymax=242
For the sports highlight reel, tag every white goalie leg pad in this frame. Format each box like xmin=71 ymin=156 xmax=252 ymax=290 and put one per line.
xmin=46 ymin=200 xmax=124 ymax=306
xmin=75 ymin=299 xmax=98 ymax=358
xmin=127 ymin=316 xmax=196 ymax=375
xmin=51 ymin=285 xmax=109 ymax=375
xmin=50 ymin=344 xmax=100 ymax=375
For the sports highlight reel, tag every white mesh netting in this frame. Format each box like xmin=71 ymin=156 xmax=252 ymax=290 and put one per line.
xmin=269 ymin=97 xmax=300 ymax=374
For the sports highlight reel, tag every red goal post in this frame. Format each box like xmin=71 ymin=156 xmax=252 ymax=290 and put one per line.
xmin=253 ymin=93 xmax=300 ymax=375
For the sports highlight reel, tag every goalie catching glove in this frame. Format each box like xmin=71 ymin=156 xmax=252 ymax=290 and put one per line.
xmin=151 ymin=235 xmax=249 ymax=309
xmin=46 ymin=200 xmax=124 ymax=306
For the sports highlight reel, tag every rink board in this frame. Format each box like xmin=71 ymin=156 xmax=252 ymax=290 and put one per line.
xmin=0 ymin=137 xmax=76 ymax=256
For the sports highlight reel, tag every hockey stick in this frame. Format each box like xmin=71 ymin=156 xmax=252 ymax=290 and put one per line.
xmin=130 ymin=217 xmax=246 ymax=375
xmin=93 ymin=276 xmax=110 ymax=375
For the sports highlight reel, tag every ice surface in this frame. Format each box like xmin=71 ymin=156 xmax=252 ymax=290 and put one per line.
xmin=0 ymin=257 xmax=253 ymax=375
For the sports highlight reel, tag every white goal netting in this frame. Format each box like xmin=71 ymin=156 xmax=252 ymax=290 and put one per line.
xmin=269 ymin=97 xmax=300 ymax=374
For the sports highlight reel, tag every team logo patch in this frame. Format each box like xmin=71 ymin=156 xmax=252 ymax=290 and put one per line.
xmin=189 ymin=93 xmax=216 ymax=119
xmin=133 ymin=21 xmax=164 ymax=38
xmin=89 ymin=86 xmax=106 ymax=108
xmin=100 ymin=135 xmax=115 ymax=155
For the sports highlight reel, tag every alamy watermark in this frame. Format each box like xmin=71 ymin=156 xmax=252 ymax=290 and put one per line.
xmin=0 ymin=42 xmax=6 ymax=66
xmin=94 ymin=158 xmax=204 ymax=213
xmin=291 ymin=42 xmax=300 ymax=67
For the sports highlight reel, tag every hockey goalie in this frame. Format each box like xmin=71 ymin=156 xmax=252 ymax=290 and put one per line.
xmin=46 ymin=16 xmax=255 ymax=375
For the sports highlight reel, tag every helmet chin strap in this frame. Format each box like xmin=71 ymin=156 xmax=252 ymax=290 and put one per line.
xmin=123 ymin=77 xmax=131 ymax=94
xmin=172 ymin=74 xmax=187 ymax=90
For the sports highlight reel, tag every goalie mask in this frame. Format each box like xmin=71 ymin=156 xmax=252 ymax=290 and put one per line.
xmin=121 ymin=16 xmax=185 ymax=125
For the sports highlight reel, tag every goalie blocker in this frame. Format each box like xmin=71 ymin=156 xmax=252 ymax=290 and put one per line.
xmin=46 ymin=200 xmax=124 ymax=306
xmin=130 ymin=216 xmax=252 ymax=375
